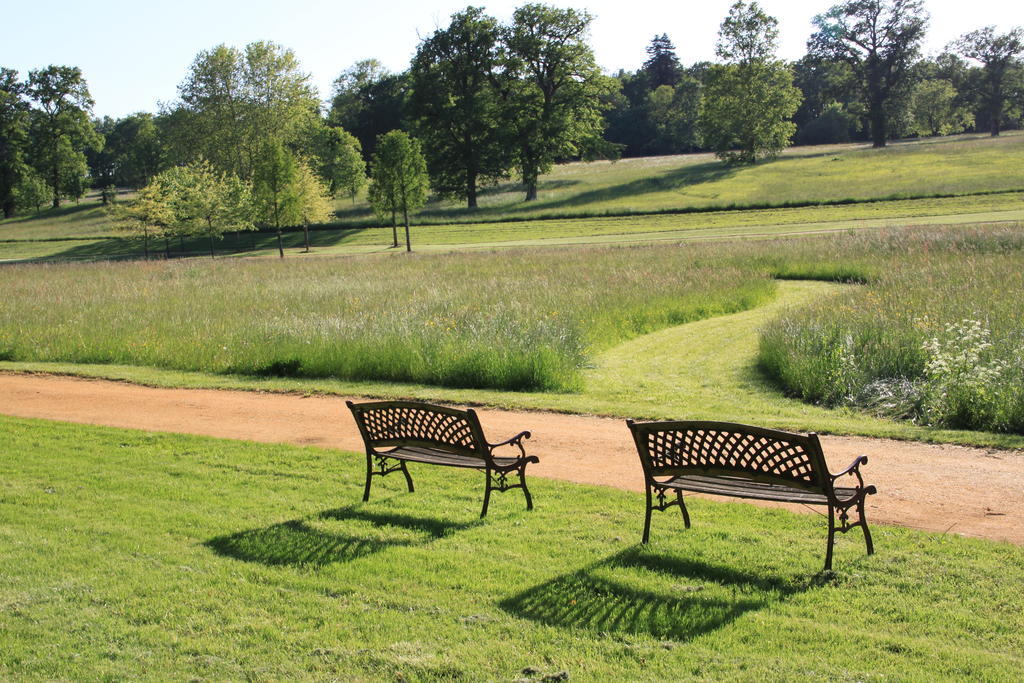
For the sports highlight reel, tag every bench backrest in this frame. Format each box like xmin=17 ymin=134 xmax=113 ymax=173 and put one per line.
xmin=347 ymin=400 xmax=488 ymax=459
xmin=627 ymin=420 xmax=829 ymax=491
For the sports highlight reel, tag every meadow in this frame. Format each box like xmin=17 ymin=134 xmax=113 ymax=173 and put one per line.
xmin=0 ymin=245 xmax=775 ymax=391
xmin=2 ymin=415 xmax=1021 ymax=679
xmin=5 ymin=224 xmax=1024 ymax=442
xmin=760 ymin=227 xmax=1024 ymax=433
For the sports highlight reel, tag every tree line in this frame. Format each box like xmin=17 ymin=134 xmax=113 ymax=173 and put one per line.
xmin=2 ymin=0 xmax=1022 ymax=235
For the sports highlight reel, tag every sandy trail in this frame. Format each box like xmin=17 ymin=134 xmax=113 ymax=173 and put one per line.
xmin=2 ymin=372 xmax=1021 ymax=545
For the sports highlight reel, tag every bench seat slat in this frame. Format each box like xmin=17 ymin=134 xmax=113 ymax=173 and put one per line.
xmin=659 ymin=474 xmax=860 ymax=504
xmin=379 ymin=446 xmax=522 ymax=470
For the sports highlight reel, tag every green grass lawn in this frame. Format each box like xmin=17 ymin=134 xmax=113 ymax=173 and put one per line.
xmin=2 ymin=415 xmax=1021 ymax=679
xmin=3 ymin=133 xmax=1023 ymax=264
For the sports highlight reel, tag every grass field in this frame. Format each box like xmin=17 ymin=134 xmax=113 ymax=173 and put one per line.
xmin=0 ymin=244 xmax=775 ymax=392
xmin=2 ymin=415 xmax=1021 ymax=679
xmin=6 ymin=226 xmax=1024 ymax=444
xmin=3 ymin=133 xmax=1023 ymax=264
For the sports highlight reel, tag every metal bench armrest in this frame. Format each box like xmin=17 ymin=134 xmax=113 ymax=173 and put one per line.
xmin=488 ymin=430 xmax=532 ymax=458
xmin=831 ymin=454 xmax=869 ymax=488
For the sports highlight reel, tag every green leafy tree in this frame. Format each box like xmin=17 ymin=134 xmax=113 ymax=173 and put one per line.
xmin=14 ymin=169 xmax=51 ymax=213
xmin=699 ymin=2 xmax=801 ymax=164
xmin=0 ymin=68 xmax=31 ymax=218
xmin=951 ymin=26 xmax=1024 ymax=136
xmin=168 ymin=42 xmax=319 ymax=179
xmin=909 ymin=79 xmax=973 ymax=136
xmin=25 ymin=65 xmax=102 ymax=207
xmin=316 ymin=125 xmax=366 ymax=201
xmin=808 ymin=0 xmax=928 ymax=148
xmin=502 ymin=4 xmax=612 ymax=201
xmin=409 ymin=7 xmax=508 ymax=208
xmin=164 ymin=161 xmax=254 ymax=257
xmin=291 ymin=159 xmax=335 ymax=252
xmin=107 ymin=113 xmax=166 ymax=188
xmin=369 ymin=130 xmax=428 ymax=252
xmin=328 ymin=61 xmax=408 ymax=159
xmin=252 ymin=140 xmax=300 ymax=258
xmin=644 ymin=80 xmax=702 ymax=154
xmin=108 ymin=176 xmax=175 ymax=259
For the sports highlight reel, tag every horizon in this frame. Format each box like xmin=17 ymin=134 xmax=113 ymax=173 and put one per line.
xmin=2 ymin=0 xmax=1021 ymax=119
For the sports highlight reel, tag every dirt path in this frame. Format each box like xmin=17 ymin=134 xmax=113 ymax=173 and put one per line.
xmin=2 ymin=372 xmax=1021 ymax=545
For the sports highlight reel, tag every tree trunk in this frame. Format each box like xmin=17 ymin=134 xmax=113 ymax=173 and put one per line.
xmin=391 ymin=209 xmax=398 ymax=248
xmin=143 ymin=232 xmax=150 ymax=260
xmin=990 ymin=100 xmax=1002 ymax=137
xmin=525 ymin=182 xmax=538 ymax=201
xmin=51 ymin=166 xmax=60 ymax=208
xmin=869 ymin=98 xmax=887 ymax=148
xmin=277 ymin=229 xmax=284 ymax=258
xmin=403 ymin=207 xmax=411 ymax=253
xmin=303 ymin=224 xmax=310 ymax=253
xmin=209 ymin=236 xmax=215 ymax=258
xmin=179 ymin=235 xmax=185 ymax=253
xmin=467 ymin=168 xmax=478 ymax=209
xmin=164 ymin=237 xmax=171 ymax=258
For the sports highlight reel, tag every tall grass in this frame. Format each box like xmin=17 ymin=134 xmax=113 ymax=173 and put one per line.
xmin=0 ymin=245 xmax=774 ymax=392
xmin=759 ymin=226 xmax=1024 ymax=432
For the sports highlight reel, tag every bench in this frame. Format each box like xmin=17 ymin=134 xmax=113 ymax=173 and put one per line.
xmin=627 ymin=419 xmax=876 ymax=571
xmin=347 ymin=400 xmax=539 ymax=517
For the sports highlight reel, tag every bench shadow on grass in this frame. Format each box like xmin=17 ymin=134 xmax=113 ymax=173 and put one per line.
xmin=205 ymin=505 xmax=481 ymax=567
xmin=500 ymin=546 xmax=820 ymax=642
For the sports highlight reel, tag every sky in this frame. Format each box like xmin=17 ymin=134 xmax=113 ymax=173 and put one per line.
xmin=3 ymin=0 xmax=1020 ymax=119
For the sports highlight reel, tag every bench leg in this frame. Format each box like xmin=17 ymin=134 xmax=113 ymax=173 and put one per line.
xmin=519 ymin=464 xmax=534 ymax=512
xmin=481 ymin=468 xmax=493 ymax=518
xmin=824 ymin=504 xmax=836 ymax=572
xmin=362 ymin=453 xmax=374 ymax=502
xmin=858 ymin=496 xmax=874 ymax=556
xmin=642 ymin=486 xmax=653 ymax=543
xmin=677 ymin=491 xmax=691 ymax=529
xmin=400 ymin=461 xmax=415 ymax=493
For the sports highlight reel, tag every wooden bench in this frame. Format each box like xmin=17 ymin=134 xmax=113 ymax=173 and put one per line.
xmin=347 ymin=400 xmax=539 ymax=517
xmin=627 ymin=419 xmax=876 ymax=571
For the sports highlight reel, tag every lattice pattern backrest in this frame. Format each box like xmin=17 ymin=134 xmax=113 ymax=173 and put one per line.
xmin=351 ymin=402 xmax=484 ymax=456
xmin=631 ymin=421 xmax=825 ymax=487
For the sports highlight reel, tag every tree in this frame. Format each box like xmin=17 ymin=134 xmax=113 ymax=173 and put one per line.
xmin=328 ymin=62 xmax=408 ymax=159
xmin=809 ymin=0 xmax=928 ymax=147
xmin=699 ymin=2 xmax=801 ymax=164
xmin=14 ymin=169 xmax=51 ymax=213
xmin=643 ymin=34 xmax=682 ymax=88
xmin=168 ymin=41 xmax=319 ymax=179
xmin=503 ymin=3 xmax=612 ymax=201
xmin=108 ymin=175 xmax=175 ymax=259
xmin=791 ymin=56 xmax=863 ymax=144
xmin=909 ymin=79 xmax=973 ymax=136
xmin=644 ymin=81 xmax=702 ymax=154
xmin=107 ymin=113 xmax=166 ymax=188
xmin=164 ymin=161 xmax=254 ymax=257
xmin=0 ymin=68 xmax=31 ymax=218
xmin=291 ymin=160 xmax=335 ymax=252
xmin=409 ymin=7 xmax=507 ymax=208
xmin=369 ymin=131 xmax=428 ymax=252
xmin=316 ymin=125 xmax=366 ymax=201
xmin=25 ymin=65 xmax=102 ymax=207
xmin=951 ymin=26 xmax=1024 ymax=136
xmin=252 ymin=140 xmax=300 ymax=258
